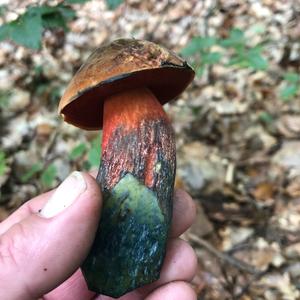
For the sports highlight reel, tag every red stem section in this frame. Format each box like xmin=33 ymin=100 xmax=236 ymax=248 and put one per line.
xmin=102 ymin=88 xmax=168 ymax=150
xmin=98 ymin=87 xmax=176 ymax=219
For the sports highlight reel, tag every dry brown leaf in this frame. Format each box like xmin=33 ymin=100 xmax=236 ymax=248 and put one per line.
xmin=36 ymin=123 xmax=54 ymax=138
xmin=188 ymin=201 xmax=214 ymax=237
xmin=251 ymin=182 xmax=275 ymax=202
xmin=285 ymin=242 xmax=300 ymax=259
xmin=286 ymin=176 xmax=300 ymax=198
xmin=277 ymin=115 xmax=300 ymax=138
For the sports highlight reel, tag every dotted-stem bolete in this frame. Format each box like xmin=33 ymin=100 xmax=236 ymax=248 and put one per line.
xmin=58 ymin=39 xmax=194 ymax=297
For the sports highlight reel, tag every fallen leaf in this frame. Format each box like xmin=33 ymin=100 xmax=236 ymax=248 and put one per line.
xmin=251 ymin=182 xmax=275 ymax=202
xmin=286 ymin=176 xmax=300 ymax=198
xmin=188 ymin=201 xmax=214 ymax=237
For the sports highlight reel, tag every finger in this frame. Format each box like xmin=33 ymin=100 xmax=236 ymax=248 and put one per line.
xmin=44 ymin=269 xmax=95 ymax=300
xmin=0 ymin=190 xmax=54 ymax=235
xmin=0 ymin=172 xmax=102 ymax=300
xmin=0 ymin=179 xmax=195 ymax=299
xmin=90 ymin=170 xmax=98 ymax=178
xmin=54 ymin=238 xmax=197 ymax=300
xmin=136 ymin=238 xmax=197 ymax=298
xmin=0 ymin=186 xmax=195 ymax=242
xmin=145 ymin=282 xmax=196 ymax=300
xmin=21 ymin=188 xmax=195 ymax=300
xmin=99 ymin=238 xmax=197 ymax=300
xmin=170 ymin=189 xmax=196 ymax=238
xmin=0 ymin=170 xmax=98 ymax=235
xmin=83 ymin=171 xmax=196 ymax=238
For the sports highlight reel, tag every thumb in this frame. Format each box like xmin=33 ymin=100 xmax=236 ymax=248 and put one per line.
xmin=0 ymin=172 xmax=102 ymax=300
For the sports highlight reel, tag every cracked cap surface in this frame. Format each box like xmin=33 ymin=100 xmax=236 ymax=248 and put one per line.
xmin=58 ymin=39 xmax=195 ymax=130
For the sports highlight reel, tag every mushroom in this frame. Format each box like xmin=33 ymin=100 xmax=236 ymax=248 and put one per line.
xmin=58 ymin=39 xmax=194 ymax=297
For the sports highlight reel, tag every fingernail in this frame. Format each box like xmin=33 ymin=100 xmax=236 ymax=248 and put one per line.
xmin=40 ymin=171 xmax=87 ymax=218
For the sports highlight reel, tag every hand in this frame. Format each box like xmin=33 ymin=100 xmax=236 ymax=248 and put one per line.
xmin=0 ymin=172 xmax=197 ymax=300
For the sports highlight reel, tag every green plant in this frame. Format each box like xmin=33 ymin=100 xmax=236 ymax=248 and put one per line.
xmin=0 ymin=3 xmax=78 ymax=49
xmin=280 ymin=72 xmax=300 ymax=101
xmin=69 ymin=136 xmax=101 ymax=170
xmin=0 ymin=90 xmax=10 ymax=110
xmin=20 ymin=163 xmax=43 ymax=183
xmin=181 ymin=28 xmax=268 ymax=76
xmin=181 ymin=36 xmax=221 ymax=76
xmin=69 ymin=143 xmax=87 ymax=161
xmin=41 ymin=163 xmax=57 ymax=188
xmin=259 ymin=111 xmax=274 ymax=124
xmin=21 ymin=161 xmax=57 ymax=188
xmin=21 ymin=136 xmax=101 ymax=189
xmin=221 ymin=29 xmax=268 ymax=70
xmin=0 ymin=0 xmax=124 ymax=49
xmin=0 ymin=150 xmax=8 ymax=177
xmin=106 ymin=0 xmax=124 ymax=10
xmin=87 ymin=136 xmax=102 ymax=169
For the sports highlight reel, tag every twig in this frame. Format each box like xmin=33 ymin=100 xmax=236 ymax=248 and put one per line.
xmin=41 ymin=123 xmax=61 ymax=159
xmin=188 ymin=233 xmax=259 ymax=275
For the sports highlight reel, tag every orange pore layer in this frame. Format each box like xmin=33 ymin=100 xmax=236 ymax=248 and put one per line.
xmin=102 ymin=88 xmax=169 ymax=151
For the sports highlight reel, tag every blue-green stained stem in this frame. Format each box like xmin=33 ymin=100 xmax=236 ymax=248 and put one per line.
xmin=81 ymin=89 xmax=176 ymax=297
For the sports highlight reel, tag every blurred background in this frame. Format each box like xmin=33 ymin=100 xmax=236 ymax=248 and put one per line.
xmin=0 ymin=0 xmax=300 ymax=299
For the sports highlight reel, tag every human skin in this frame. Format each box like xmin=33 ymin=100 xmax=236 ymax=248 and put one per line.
xmin=0 ymin=172 xmax=197 ymax=300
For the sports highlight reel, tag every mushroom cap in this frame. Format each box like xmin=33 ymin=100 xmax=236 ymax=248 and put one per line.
xmin=58 ymin=39 xmax=195 ymax=130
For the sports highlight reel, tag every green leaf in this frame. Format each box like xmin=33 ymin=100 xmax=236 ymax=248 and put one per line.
xmin=56 ymin=5 xmax=76 ymax=21
xmin=35 ymin=4 xmax=75 ymax=21
xmin=248 ymin=45 xmax=264 ymax=54
xmin=181 ymin=37 xmax=217 ymax=56
xmin=219 ymin=28 xmax=245 ymax=48
xmin=0 ymin=90 xmax=10 ymax=109
xmin=195 ymin=66 xmax=205 ymax=77
xmin=227 ymin=55 xmax=245 ymax=67
xmin=41 ymin=12 xmax=68 ymax=30
xmin=65 ymin=0 xmax=90 ymax=3
xmin=259 ymin=112 xmax=273 ymax=124
xmin=0 ymin=3 xmax=77 ymax=48
xmin=36 ymin=4 xmax=75 ymax=31
xmin=201 ymin=51 xmax=221 ymax=65
xmin=70 ymin=143 xmax=87 ymax=160
xmin=9 ymin=10 xmax=43 ymax=49
xmin=246 ymin=52 xmax=268 ymax=70
xmin=21 ymin=163 xmax=43 ymax=183
xmin=87 ymin=136 xmax=101 ymax=168
xmin=87 ymin=148 xmax=100 ymax=169
xmin=0 ymin=24 xmax=10 ymax=41
xmin=280 ymin=84 xmax=299 ymax=101
xmin=82 ymin=160 xmax=92 ymax=171
xmin=0 ymin=151 xmax=7 ymax=177
xmin=106 ymin=0 xmax=123 ymax=10
xmin=41 ymin=163 xmax=57 ymax=188
xmin=283 ymin=73 xmax=300 ymax=83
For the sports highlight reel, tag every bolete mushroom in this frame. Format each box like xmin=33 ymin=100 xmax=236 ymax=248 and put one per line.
xmin=58 ymin=39 xmax=194 ymax=297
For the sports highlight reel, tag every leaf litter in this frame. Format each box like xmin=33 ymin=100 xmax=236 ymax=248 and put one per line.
xmin=1 ymin=0 xmax=300 ymax=299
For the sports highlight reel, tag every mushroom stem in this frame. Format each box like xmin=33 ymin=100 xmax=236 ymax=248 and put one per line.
xmin=81 ymin=88 xmax=176 ymax=297
xmin=100 ymin=88 xmax=175 ymax=195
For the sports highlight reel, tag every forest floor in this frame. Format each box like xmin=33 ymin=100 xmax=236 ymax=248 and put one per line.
xmin=1 ymin=0 xmax=300 ymax=299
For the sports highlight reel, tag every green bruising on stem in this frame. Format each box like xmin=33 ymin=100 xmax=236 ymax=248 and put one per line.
xmin=82 ymin=173 xmax=168 ymax=297
xmin=81 ymin=89 xmax=176 ymax=297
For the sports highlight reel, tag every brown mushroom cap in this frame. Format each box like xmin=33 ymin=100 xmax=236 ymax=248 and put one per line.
xmin=58 ymin=39 xmax=195 ymax=130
